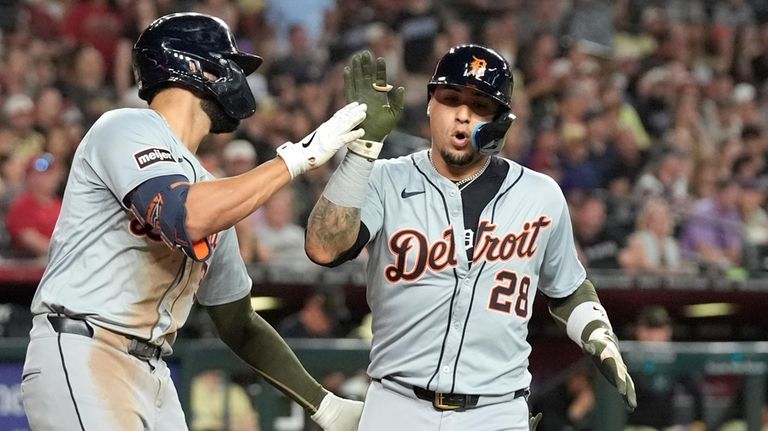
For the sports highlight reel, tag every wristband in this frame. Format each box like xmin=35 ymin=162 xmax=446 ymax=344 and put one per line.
xmin=322 ymin=151 xmax=374 ymax=208
xmin=310 ymin=392 xmax=340 ymax=428
xmin=566 ymin=301 xmax=612 ymax=347
xmin=276 ymin=142 xmax=305 ymax=179
xmin=348 ymin=139 xmax=383 ymax=160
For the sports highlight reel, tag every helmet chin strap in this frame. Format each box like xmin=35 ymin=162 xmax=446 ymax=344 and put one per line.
xmin=471 ymin=112 xmax=516 ymax=155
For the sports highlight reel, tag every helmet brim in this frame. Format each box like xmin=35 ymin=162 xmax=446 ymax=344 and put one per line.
xmin=229 ymin=52 xmax=263 ymax=75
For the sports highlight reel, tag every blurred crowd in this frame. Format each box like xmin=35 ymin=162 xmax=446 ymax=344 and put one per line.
xmin=4 ymin=2 xmax=768 ymax=429
xmin=1 ymin=0 xmax=768 ymax=281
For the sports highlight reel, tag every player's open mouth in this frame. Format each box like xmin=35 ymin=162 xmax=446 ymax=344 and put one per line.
xmin=451 ymin=131 xmax=469 ymax=147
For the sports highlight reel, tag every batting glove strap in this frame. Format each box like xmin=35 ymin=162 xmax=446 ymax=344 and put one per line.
xmin=310 ymin=392 xmax=364 ymax=431
xmin=276 ymin=102 xmax=367 ymax=179
xmin=347 ymin=138 xmax=383 ymax=160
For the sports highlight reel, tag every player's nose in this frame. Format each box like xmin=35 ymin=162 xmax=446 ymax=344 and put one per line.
xmin=455 ymin=104 xmax=471 ymax=123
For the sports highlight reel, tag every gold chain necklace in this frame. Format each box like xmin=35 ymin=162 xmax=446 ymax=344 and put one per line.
xmin=428 ymin=150 xmax=491 ymax=190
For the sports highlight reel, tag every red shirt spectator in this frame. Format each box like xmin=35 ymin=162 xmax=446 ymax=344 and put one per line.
xmin=61 ymin=0 xmax=123 ymax=72
xmin=5 ymin=154 xmax=63 ymax=258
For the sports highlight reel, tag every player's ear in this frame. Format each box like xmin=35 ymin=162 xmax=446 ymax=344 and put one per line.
xmin=426 ymin=104 xmax=431 ymax=117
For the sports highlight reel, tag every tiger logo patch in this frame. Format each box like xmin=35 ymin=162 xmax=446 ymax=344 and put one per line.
xmin=465 ymin=56 xmax=487 ymax=79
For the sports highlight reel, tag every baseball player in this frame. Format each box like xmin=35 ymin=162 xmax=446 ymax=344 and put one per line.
xmin=21 ymin=13 xmax=367 ymax=431
xmin=304 ymin=46 xmax=637 ymax=430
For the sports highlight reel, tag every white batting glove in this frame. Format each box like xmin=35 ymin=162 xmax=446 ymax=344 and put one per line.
xmin=310 ymin=392 xmax=364 ymax=431
xmin=582 ymin=326 xmax=637 ymax=411
xmin=277 ymin=102 xmax=367 ymax=178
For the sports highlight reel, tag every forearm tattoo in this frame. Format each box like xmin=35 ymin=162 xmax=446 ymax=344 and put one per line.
xmin=308 ymin=196 xmax=361 ymax=255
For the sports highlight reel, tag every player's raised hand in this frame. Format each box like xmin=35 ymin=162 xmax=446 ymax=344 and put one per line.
xmin=344 ymin=50 xmax=404 ymax=158
xmin=310 ymin=392 xmax=364 ymax=431
xmin=276 ymin=102 xmax=367 ymax=178
xmin=582 ymin=326 xmax=637 ymax=411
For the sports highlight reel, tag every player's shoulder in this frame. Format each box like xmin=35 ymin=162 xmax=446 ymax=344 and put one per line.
xmin=516 ymin=163 xmax=563 ymax=193
xmin=88 ymin=108 xmax=167 ymax=139
xmin=84 ymin=108 xmax=168 ymax=149
xmin=92 ymin=107 xmax=161 ymax=128
xmin=502 ymin=160 xmax=568 ymax=207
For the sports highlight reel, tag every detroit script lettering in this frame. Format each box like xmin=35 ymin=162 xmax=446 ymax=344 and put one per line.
xmin=385 ymin=216 xmax=552 ymax=283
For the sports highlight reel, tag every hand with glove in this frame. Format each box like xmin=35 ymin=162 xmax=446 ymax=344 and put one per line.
xmin=310 ymin=391 xmax=364 ymax=431
xmin=581 ymin=322 xmax=637 ymax=411
xmin=276 ymin=102 xmax=367 ymax=178
xmin=343 ymin=50 xmax=405 ymax=159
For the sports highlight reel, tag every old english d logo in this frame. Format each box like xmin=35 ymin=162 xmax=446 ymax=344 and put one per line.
xmin=465 ymin=56 xmax=487 ymax=79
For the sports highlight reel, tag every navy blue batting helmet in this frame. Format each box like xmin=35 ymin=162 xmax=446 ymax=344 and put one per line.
xmin=133 ymin=13 xmax=262 ymax=119
xmin=428 ymin=44 xmax=513 ymax=111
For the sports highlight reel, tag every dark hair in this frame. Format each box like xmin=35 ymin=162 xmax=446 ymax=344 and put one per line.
xmin=636 ymin=306 xmax=671 ymax=328
xmin=741 ymin=124 xmax=762 ymax=141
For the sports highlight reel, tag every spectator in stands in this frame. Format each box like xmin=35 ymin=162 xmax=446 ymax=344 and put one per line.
xmin=602 ymin=126 xmax=648 ymax=193
xmin=533 ymin=362 xmax=595 ymax=431
xmin=393 ymin=0 xmax=443 ymax=75
xmin=61 ymin=44 xmax=116 ymax=126
xmin=680 ymin=177 xmax=744 ymax=274
xmin=737 ymin=178 xmax=768 ymax=273
xmin=267 ymin=24 xmax=327 ymax=92
xmin=33 ymin=87 xmax=66 ymax=133
xmin=278 ymin=289 xmax=346 ymax=339
xmin=254 ymin=186 xmax=314 ymax=269
xmin=571 ymin=192 xmax=624 ymax=269
xmin=265 ymin=0 xmax=336 ymax=50
xmin=221 ymin=139 xmax=270 ymax=263
xmin=524 ymin=122 xmax=563 ymax=183
xmin=627 ymin=306 xmax=705 ymax=431
xmin=60 ymin=0 xmax=123 ymax=74
xmin=5 ymin=153 xmax=63 ymax=258
xmin=633 ymin=148 xmax=692 ymax=218
xmin=690 ymin=156 xmax=721 ymax=199
xmin=3 ymin=94 xmax=45 ymax=158
xmin=113 ymin=0 xmax=159 ymax=100
xmin=636 ymin=66 xmax=676 ymax=140
xmin=190 ymin=369 xmax=260 ymax=431
xmin=619 ymin=198 xmax=689 ymax=274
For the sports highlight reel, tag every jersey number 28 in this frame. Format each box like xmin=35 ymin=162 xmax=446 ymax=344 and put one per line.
xmin=488 ymin=270 xmax=531 ymax=318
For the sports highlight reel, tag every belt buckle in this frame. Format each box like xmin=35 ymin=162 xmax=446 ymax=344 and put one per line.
xmin=433 ymin=392 xmax=462 ymax=411
xmin=127 ymin=339 xmax=159 ymax=361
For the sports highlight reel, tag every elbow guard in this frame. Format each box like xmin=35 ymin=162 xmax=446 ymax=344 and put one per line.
xmin=129 ymin=175 xmax=213 ymax=262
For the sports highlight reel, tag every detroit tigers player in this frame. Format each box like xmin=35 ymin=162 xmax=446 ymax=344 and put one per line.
xmin=21 ymin=13 xmax=366 ymax=431
xmin=305 ymin=46 xmax=637 ymax=430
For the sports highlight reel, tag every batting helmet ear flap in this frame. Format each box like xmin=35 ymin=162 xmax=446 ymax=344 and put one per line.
xmin=471 ymin=111 xmax=516 ymax=155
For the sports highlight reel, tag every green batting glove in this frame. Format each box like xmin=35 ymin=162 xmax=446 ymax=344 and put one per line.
xmin=344 ymin=50 xmax=405 ymax=144
xmin=529 ymin=412 xmax=542 ymax=431
xmin=582 ymin=324 xmax=637 ymax=411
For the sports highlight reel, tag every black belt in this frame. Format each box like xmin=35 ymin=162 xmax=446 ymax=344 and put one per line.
xmin=376 ymin=377 xmax=529 ymax=411
xmin=47 ymin=315 xmax=162 ymax=361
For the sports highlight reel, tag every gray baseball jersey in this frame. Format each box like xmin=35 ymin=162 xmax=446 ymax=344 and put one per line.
xmin=361 ymin=150 xmax=585 ymax=395
xmin=29 ymin=108 xmax=251 ymax=350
